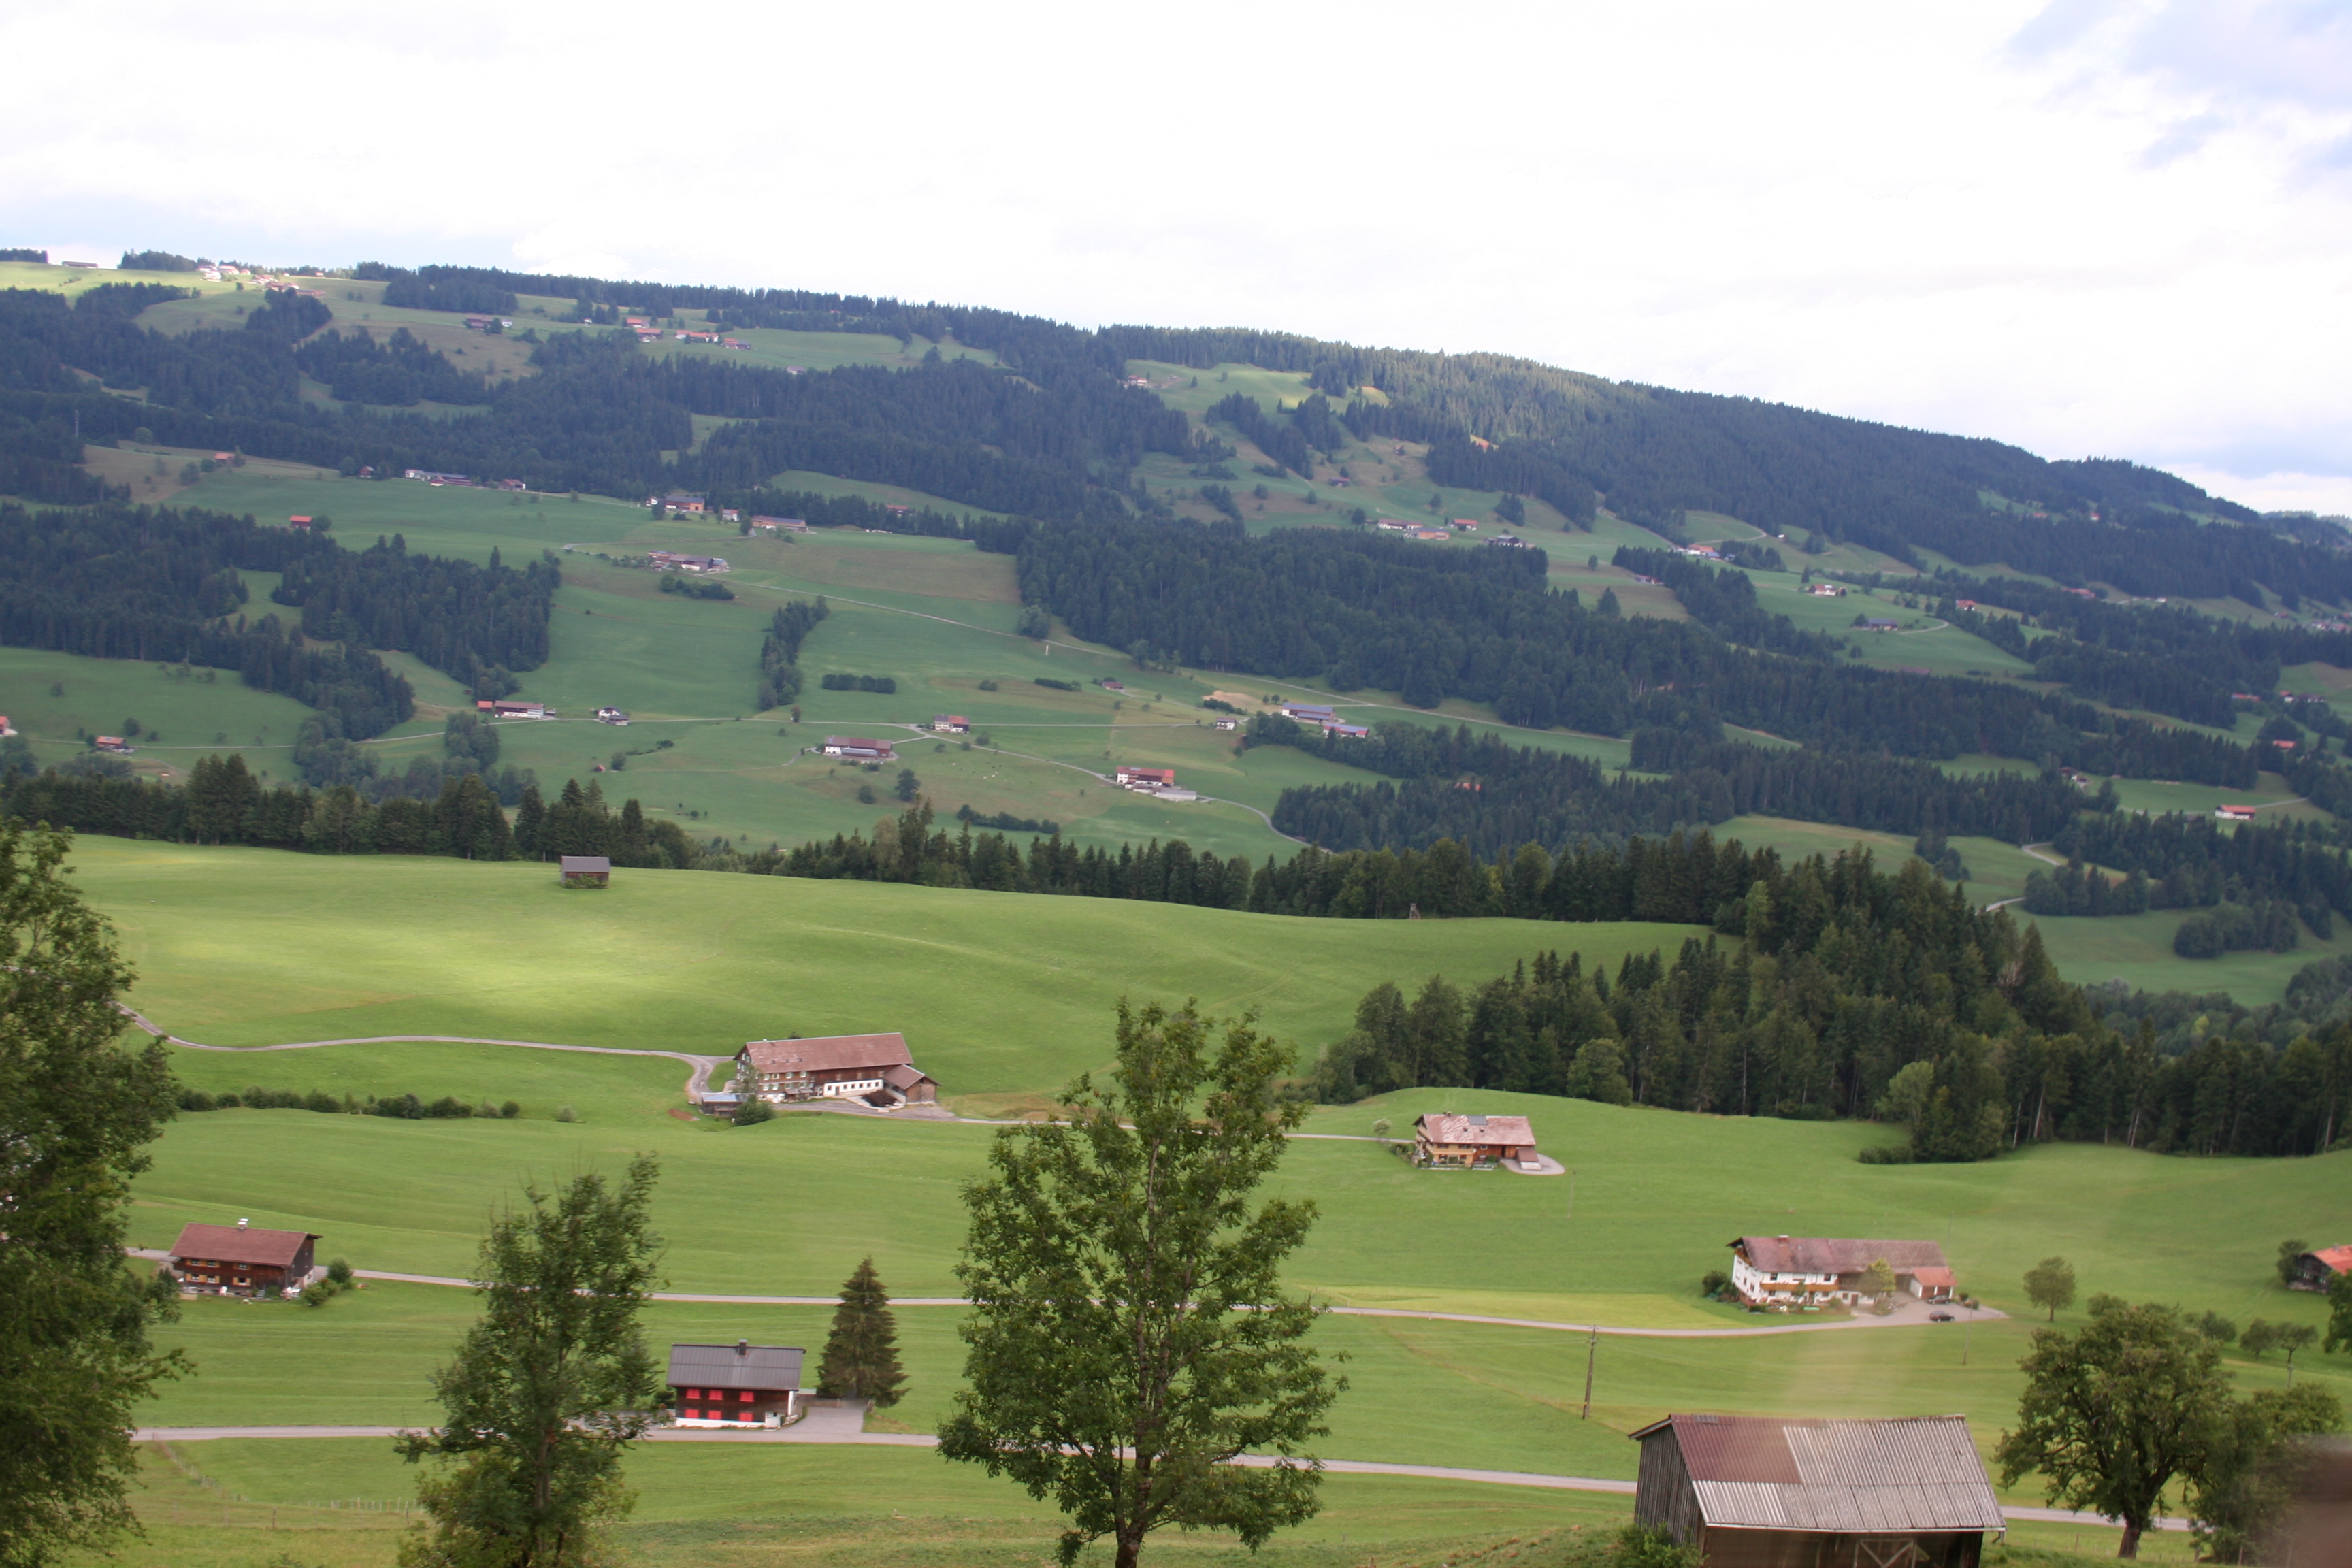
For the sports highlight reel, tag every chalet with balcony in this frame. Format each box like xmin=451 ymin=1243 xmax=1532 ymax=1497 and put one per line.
xmin=166 ymin=1219 xmax=322 ymax=1297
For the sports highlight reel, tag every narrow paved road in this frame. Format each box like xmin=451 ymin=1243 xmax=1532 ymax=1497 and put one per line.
xmin=121 ymin=1426 xmax=2178 ymax=1529
xmin=124 ymin=1252 xmax=1999 ymax=1337
xmin=117 ymin=1017 xmax=728 ymax=1100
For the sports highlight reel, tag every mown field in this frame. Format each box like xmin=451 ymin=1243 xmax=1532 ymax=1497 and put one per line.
xmin=73 ymin=836 xmax=1700 ymax=1105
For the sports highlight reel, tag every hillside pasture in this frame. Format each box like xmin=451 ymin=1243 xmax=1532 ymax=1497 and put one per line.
xmin=71 ymin=838 xmax=1694 ymax=1102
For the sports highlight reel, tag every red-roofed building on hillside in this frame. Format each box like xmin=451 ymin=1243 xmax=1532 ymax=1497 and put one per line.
xmin=1728 ymin=1237 xmax=1956 ymax=1307
xmin=1631 ymin=1413 xmax=2003 ymax=1568
xmin=2290 ymin=1245 xmax=2352 ymax=1291
xmin=1115 ymin=766 xmax=1175 ymax=791
xmin=736 ymin=1033 xmax=937 ymax=1107
xmin=821 ymin=736 xmax=895 ymax=761
xmin=165 ymin=1219 xmax=322 ymax=1297
xmin=1414 ymin=1113 xmax=1537 ymax=1168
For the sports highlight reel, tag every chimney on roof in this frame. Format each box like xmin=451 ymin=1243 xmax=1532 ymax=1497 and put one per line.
xmin=736 ymin=1339 xmax=749 ymax=1356
xmin=1778 ymin=1234 xmax=1789 ymax=1241
xmin=237 ymin=1218 xmax=250 ymax=1230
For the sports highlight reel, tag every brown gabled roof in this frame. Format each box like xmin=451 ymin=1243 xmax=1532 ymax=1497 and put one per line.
xmin=1416 ymin=1113 xmax=1535 ymax=1147
xmin=169 ymin=1222 xmax=319 ymax=1269
xmin=1732 ymin=1237 xmax=1949 ymax=1276
xmin=740 ymin=1034 xmax=911 ymax=1074
xmin=1630 ymin=1414 xmax=2003 ymax=1533
xmin=880 ymin=1063 xmax=932 ymax=1090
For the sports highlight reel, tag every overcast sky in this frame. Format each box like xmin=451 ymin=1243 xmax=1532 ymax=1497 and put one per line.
xmin=5 ymin=0 xmax=2348 ymax=512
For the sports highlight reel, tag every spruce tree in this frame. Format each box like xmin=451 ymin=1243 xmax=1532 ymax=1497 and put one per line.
xmin=817 ymin=1258 xmax=906 ymax=1407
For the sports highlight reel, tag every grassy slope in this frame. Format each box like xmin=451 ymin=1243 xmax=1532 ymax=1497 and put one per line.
xmin=76 ymin=836 xmax=1697 ymax=1104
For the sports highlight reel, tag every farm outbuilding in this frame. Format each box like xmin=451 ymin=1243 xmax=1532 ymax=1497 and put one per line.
xmin=559 ymin=855 xmax=612 ymax=887
xmin=669 ymin=1340 xmax=804 ymax=1427
xmin=1631 ymin=1413 xmax=2004 ymax=1568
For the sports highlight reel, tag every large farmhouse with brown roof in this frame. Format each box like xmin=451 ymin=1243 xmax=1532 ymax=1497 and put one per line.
xmin=166 ymin=1219 xmax=322 ymax=1297
xmin=1729 ymin=1237 xmax=1956 ymax=1308
xmin=736 ymin=1033 xmax=937 ymax=1107
xmin=1414 ymin=1113 xmax=1537 ymax=1168
xmin=1632 ymin=1413 xmax=2003 ymax=1568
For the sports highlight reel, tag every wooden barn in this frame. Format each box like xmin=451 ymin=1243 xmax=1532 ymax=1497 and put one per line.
xmin=1631 ymin=1414 xmax=2004 ymax=1568
xmin=559 ymin=855 xmax=612 ymax=888
xmin=669 ymin=1339 xmax=804 ymax=1427
xmin=167 ymin=1219 xmax=322 ymax=1297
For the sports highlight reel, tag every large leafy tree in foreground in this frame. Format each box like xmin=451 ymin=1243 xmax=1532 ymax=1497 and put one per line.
xmin=1995 ymin=1298 xmax=2236 ymax=1558
xmin=940 ymin=1000 xmax=1343 ymax=1568
xmin=396 ymin=1154 xmax=664 ymax=1568
xmin=0 ymin=823 xmax=182 ymax=1567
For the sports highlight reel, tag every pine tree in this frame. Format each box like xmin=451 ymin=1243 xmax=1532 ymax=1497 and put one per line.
xmin=816 ymin=1257 xmax=906 ymax=1407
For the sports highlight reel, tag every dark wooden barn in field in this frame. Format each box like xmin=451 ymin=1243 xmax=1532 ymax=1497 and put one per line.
xmin=1632 ymin=1414 xmax=2004 ymax=1568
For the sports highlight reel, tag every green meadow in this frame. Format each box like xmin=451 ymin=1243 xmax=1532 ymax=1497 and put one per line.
xmin=70 ymin=836 xmax=1699 ymax=1104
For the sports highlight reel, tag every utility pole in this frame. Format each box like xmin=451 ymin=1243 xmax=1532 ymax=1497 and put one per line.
xmin=1582 ymin=1325 xmax=1598 ymax=1420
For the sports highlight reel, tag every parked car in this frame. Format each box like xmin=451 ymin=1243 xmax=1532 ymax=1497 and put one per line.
xmin=1929 ymin=1311 xmax=1955 ymax=1322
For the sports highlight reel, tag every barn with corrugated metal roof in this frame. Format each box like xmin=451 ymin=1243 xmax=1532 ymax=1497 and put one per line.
xmin=1630 ymin=1413 xmax=2004 ymax=1568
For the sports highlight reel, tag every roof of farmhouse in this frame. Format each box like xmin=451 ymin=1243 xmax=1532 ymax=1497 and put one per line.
xmin=739 ymin=1034 xmax=913 ymax=1074
xmin=1416 ymin=1113 xmax=1535 ymax=1145
xmin=1733 ymin=1237 xmax=1950 ymax=1275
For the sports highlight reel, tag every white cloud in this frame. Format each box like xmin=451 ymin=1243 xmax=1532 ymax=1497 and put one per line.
xmin=3 ymin=0 xmax=2348 ymax=510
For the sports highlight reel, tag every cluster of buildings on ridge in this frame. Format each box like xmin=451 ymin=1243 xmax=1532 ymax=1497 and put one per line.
xmin=1278 ymin=700 xmax=1370 ymax=738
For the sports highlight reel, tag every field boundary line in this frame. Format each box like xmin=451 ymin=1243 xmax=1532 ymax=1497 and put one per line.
xmin=118 ymin=1426 xmax=2177 ymax=1529
xmin=129 ymin=1019 xmax=726 ymax=1100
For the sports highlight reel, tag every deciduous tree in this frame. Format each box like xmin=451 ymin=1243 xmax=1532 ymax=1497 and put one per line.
xmin=0 ymin=823 xmax=182 ymax=1567
xmin=2024 ymin=1256 xmax=2078 ymax=1322
xmin=1995 ymin=1298 xmax=2233 ymax=1558
xmin=395 ymin=1154 xmax=664 ymax=1568
xmin=940 ymin=1000 xmax=1342 ymax=1568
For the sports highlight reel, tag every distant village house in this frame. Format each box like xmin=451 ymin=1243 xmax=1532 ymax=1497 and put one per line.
xmin=93 ymin=736 xmax=134 ymax=755
xmin=166 ymin=1219 xmax=322 ymax=1297
xmin=1632 ymin=1413 xmax=2003 ymax=1568
xmin=750 ymin=516 xmax=809 ymax=534
xmin=595 ymin=707 xmax=630 ymax=725
xmin=1115 ymin=766 xmax=1175 ymax=791
xmin=476 ymin=700 xmax=550 ymax=719
xmin=736 ymin=1032 xmax=937 ymax=1107
xmin=670 ymin=1340 xmax=803 ymax=1428
xmin=932 ymin=715 xmax=971 ymax=733
xmin=2288 ymin=1245 xmax=2352 ymax=1291
xmin=647 ymin=551 xmax=728 ymax=573
xmin=822 ymin=736 xmax=896 ymax=761
xmin=1727 ymin=1237 xmax=1955 ymax=1308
